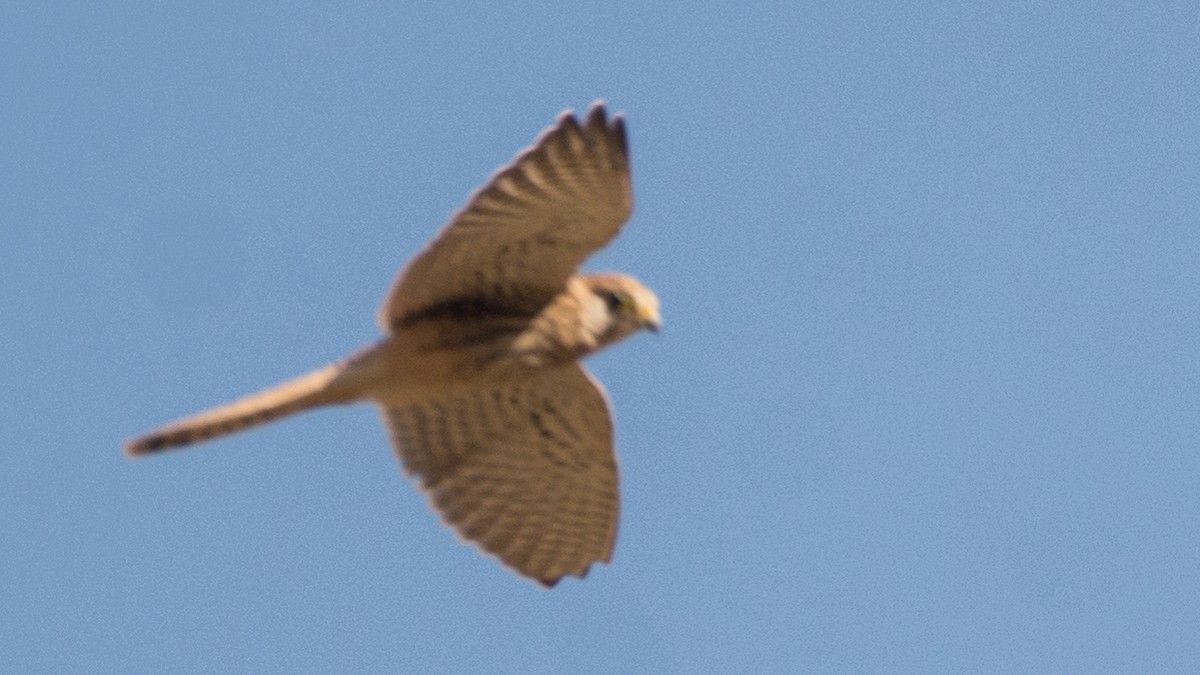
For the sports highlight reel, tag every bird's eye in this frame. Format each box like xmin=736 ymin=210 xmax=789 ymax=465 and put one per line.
xmin=600 ymin=289 xmax=632 ymax=314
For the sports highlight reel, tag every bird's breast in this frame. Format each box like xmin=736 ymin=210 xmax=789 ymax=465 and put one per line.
xmin=347 ymin=317 xmax=580 ymax=406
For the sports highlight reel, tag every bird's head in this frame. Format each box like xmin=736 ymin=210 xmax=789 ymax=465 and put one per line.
xmin=582 ymin=274 xmax=661 ymax=347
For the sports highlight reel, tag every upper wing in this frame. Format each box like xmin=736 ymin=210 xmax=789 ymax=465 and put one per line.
xmin=379 ymin=102 xmax=633 ymax=331
xmin=380 ymin=364 xmax=620 ymax=586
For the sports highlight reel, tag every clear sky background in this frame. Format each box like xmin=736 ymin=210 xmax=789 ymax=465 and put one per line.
xmin=4 ymin=2 xmax=1199 ymax=672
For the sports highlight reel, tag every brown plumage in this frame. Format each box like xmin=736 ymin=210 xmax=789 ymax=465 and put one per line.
xmin=125 ymin=102 xmax=660 ymax=587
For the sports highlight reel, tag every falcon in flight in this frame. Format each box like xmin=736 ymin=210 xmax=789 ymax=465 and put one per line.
xmin=125 ymin=102 xmax=659 ymax=587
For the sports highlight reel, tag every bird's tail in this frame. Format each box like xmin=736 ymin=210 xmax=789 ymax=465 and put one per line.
xmin=124 ymin=361 xmax=351 ymax=456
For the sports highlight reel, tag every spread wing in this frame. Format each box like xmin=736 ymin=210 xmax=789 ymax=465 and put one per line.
xmin=379 ymin=102 xmax=633 ymax=331
xmin=381 ymin=364 xmax=619 ymax=586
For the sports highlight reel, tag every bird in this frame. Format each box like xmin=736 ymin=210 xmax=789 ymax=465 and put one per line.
xmin=124 ymin=102 xmax=660 ymax=587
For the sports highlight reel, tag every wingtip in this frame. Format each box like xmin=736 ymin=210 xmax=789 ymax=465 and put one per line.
xmin=557 ymin=107 xmax=581 ymax=127
xmin=577 ymin=101 xmax=628 ymax=158
xmin=534 ymin=564 xmax=589 ymax=589
xmin=566 ymin=100 xmax=622 ymax=126
xmin=610 ymin=114 xmax=628 ymax=156
xmin=585 ymin=100 xmax=608 ymax=124
xmin=584 ymin=101 xmax=624 ymax=130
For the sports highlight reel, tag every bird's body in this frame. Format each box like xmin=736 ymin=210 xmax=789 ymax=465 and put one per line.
xmin=126 ymin=103 xmax=659 ymax=586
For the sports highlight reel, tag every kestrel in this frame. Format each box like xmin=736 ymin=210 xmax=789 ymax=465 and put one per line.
xmin=125 ymin=103 xmax=659 ymax=587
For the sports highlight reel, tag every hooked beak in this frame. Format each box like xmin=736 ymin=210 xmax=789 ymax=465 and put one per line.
xmin=638 ymin=305 xmax=662 ymax=334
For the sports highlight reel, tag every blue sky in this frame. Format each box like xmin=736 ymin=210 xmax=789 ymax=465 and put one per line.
xmin=4 ymin=2 xmax=1199 ymax=672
